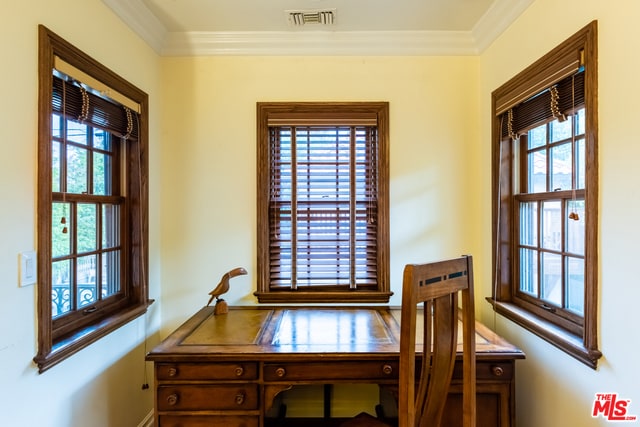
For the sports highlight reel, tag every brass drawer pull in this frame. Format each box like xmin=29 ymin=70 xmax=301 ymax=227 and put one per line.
xmin=235 ymin=392 xmax=246 ymax=405
xmin=167 ymin=367 xmax=178 ymax=377
xmin=235 ymin=366 xmax=244 ymax=376
xmin=166 ymin=393 xmax=179 ymax=406
xmin=275 ymin=367 xmax=286 ymax=378
xmin=382 ymin=364 xmax=393 ymax=375
xmin=491 ymin=365 xmax=504 ymax=377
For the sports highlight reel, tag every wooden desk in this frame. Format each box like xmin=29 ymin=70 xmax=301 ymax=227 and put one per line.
xmin=146 ymin=306 xmax=524 ymax=427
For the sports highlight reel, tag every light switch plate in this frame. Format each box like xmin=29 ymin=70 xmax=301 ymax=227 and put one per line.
xmin=19 ymin=251 xmax=37 ymax=287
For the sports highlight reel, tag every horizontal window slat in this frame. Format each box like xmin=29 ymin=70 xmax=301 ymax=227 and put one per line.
xmin=267 ymin=113 xmax=378 ymax=126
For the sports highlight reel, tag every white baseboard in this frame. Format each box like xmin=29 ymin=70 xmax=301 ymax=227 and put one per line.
xmin=137 ymin=410 xmax=154 ymax=427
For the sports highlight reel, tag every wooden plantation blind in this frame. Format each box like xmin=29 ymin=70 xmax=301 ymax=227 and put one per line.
xmin=498 ymin=71 xmax=585 ymax=139
xmin=52 ymin=75 xmax=139 ymax=140
xmin=268 ymin=118 xmax=380 ymax=291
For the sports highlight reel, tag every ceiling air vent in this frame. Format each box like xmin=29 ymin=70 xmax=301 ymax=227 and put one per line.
xmin=286 ymin=9 xmax=336 ymax=26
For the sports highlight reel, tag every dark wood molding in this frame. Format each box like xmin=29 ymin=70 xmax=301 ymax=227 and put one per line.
xmin=488 ymin=299 xmax=601 ymax=369
xmin=255 ymin=102 xmax=390 ymax=303
xmin=490 ymin=21 xmax=600 ymax=369
xmin=34 ymin=25 xmax=150 ymax=373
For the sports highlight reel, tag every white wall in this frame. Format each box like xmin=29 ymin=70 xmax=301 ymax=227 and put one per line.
xmin=479 ymin=0 xmax=640 ymax=425
xmin=0 ymin=1 xmax=161 ymax=425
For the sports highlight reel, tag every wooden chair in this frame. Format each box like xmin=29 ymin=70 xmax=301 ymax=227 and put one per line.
xmin=341 ymin=255 xmax=476 ymax=427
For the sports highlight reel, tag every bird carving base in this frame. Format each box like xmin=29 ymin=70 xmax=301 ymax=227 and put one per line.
xmin=213 ymin=299 xmax=228 ymax=315
xmin=207 ymin=267 xmax=248 ymax=315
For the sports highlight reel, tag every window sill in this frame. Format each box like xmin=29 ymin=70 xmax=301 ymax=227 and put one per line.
xmin=34 ymin=300 xmax=153 ymax=373
xmin=487 ymin=298 xmax=601 ymax=369
xmin=255 ymin=291 xmax=392 ymax=304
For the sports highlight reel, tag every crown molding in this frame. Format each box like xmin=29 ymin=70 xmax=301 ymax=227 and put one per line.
xmin=472 ymin=0 xmax=534 ymax=52
xmin=102 ymin=0 xmax=166 ymax=52
xmin=102 ymin=0 xmax=533 ymax=56
xmin=161 ymin=30 xmax=478 ymax=56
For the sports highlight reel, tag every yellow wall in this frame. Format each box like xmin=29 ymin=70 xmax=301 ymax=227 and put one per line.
xmin=157 ymin=55 xmax=481 ymax=417
xmin=0 ymin=1 xmax=162 ymax=426
xmin=479 ymin=0 xmax=640 ymax=426
xmin=3 ymin=0 xmax=640 ymax=425
xmin=158 ymin=55 xmax=482 ymax=333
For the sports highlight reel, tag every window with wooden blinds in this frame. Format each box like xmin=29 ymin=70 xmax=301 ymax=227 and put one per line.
xmin=256 ymin=103 xmax=390 ymax=303
xmin=35 ymin=25 xmax=150 ymax=373
xmin=490 ymin=21 xmax=601 ymax=368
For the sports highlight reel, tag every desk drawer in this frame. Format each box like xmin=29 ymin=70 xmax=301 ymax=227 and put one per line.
xmin=159 ymin=415 xmax=259 ymax=427
xmin=157 ymin=363 xmax=258 ymax=381
xmin=157 ymin=385 xmax=259 ymax=411
xmin=477 ymin=361 xmax=514 ymax=380
xmin=264 ymin=361 xmax=398 ymax=382
xmin=451 ymin=361 xmax=514 ymax=381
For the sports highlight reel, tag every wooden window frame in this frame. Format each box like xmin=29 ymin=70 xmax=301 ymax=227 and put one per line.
xmin=255 ymin=102 xmax=391 ymax=303
xmin=490 ymin=21 xmax=601 ymax=368
xmin=34 ymin=26 xmax=150 ymax=373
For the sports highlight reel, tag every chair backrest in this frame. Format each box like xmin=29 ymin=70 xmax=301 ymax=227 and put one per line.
xmin=398 ymin=255 xmax=476 ymax=427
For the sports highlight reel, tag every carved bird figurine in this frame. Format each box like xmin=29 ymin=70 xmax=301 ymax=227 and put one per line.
xmin=207 ymin=267 xmax=248 ymax=309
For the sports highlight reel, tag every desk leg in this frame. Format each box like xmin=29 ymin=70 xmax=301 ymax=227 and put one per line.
xmin=324 ymin=384 xmax=332 ymax=418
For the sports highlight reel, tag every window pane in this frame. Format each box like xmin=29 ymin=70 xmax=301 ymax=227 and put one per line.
xmin=77 ymin=203 xmax=97 ymax=253
xmin=102 ymin=204 xmax=120 ymax=248
xmin=519 ymin=201 xmax=538 ymax=246
xmin=566 ymin=256 xmax=584 ymax=315
xmin=52 ymin=202 xmax=71 ymax=258
xmin=52 ymin=113 xmax=62 ymax=138
xmin=576 ymin=138 xmax=586 ymax=189
xmin=52 ymin=259 xmax=72 ymax=317
xmin=528 ymin=125 xmax=546 ymax=149
xmin=566 ymin=199 xmax=585 ymax=255
xmin=519 ymin=248 xmax=538 ymax=296
xmin=550 ymin=115 xmax=572 ymax=143
xmin=550 ymin=143 xmax=572 ymax=191
xmin=93 ymin=151 xmax=111 ymax=195
xmin=67 ymin=120 xmax=88 ymax=145
xmin=52 ymin=141 xmax=61 ymax=193
xmin=296 ymin=209 xmax=349 ymax=285
xmin=575 ymin=108 xmax=585 ymax=135
xmin=541 ymin=252 xmax=562 ymax=306
xmin=528 ymin=150 xmax=547 ymax=193
xmin=93 ymin=128 xmax=110 ymax=151
xmin=103 ymin=250 xmax=121 ymax=297
xmin=296 ymin=129 xmax=350 ymax=203
xmin=541 ymin=200 xmax=561 ymax=250
xmin=77 ymin=255 xmax=97 ymax=308
xmin=67 ymin=145 xmax=88 ymax=194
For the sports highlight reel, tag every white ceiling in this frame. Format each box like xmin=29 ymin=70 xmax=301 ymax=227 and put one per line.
xmin=102 ymin=0 xmax=534 ymax=55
